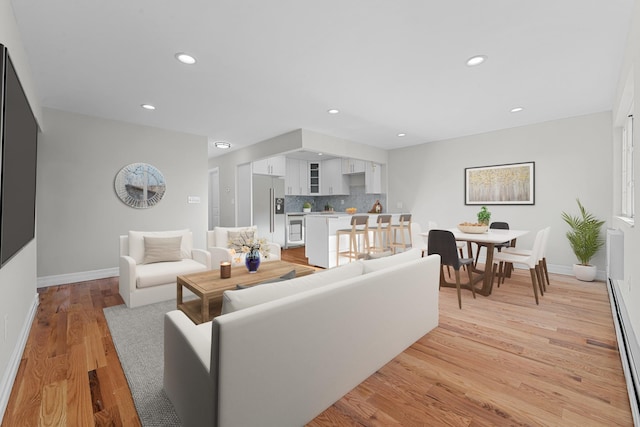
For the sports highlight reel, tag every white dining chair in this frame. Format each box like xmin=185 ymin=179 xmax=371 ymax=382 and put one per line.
xmin=502 ymin=227 xmax=551 ymax=292
xmin=491 ymin=228 xmax=546 ymax=305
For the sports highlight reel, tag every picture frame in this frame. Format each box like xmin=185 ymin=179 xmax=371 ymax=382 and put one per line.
xmin=465 ymin=161 xmax=535 ymax=205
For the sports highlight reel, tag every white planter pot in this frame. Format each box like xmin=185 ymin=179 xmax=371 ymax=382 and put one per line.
xmin=573 ymin=264 xmax=597 ymax=282
xmin=303 ymin=208 xmax=311 ymax=213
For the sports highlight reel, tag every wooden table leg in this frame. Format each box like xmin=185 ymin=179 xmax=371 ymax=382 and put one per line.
xmin=176 ymin=282 xmax=183 ymax=309
xmin=202 ymin=297 xmax=209 ymax=323
xmin=476 ymin=242 xmax=496 ymax=296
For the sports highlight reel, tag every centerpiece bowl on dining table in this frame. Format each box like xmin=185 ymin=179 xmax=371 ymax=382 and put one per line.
xmin=457 ymin=223 xmax=489 ymax=234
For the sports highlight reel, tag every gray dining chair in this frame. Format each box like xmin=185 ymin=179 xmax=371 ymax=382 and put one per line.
xmin=428 ymin=229 xmax=476 ymax=309
xmin=473 ymin=221 xmax=510 ymax=266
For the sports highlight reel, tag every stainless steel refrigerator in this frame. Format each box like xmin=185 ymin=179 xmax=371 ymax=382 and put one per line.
xmin=252 ymin=175 xmax=285 ymax=247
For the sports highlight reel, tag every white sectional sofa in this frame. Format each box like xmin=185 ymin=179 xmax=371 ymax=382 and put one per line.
xmin=164 ymin=249 xmax=440 ymax=427
xmin=119 ymin=229 xmax=211 ymax=308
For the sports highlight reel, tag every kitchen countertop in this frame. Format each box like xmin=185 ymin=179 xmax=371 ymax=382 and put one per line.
xmin=286 ymin=211 xmax=350 ymax=215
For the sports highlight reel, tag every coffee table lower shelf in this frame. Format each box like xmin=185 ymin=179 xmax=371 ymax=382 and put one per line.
xmin=177 ymin=299 xmax=221 ymax=324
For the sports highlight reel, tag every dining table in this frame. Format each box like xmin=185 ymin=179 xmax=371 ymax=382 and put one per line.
xmin=422 ymin=228 xmax=529 ymax=296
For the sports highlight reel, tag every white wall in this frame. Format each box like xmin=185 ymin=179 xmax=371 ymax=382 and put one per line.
xmin=0 ymin=0 xmax=42 ymax=420
xmin=387 ymin=111 xmax=613 ymax=275
xmin=611 ymin=0 xmax=640 ymax=357
xmin=36 ymin=108 xmax=209 ymax=282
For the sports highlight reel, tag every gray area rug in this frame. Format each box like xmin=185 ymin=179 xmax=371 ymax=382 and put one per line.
xmin=104 ymin=300 xmax=181 ymax=426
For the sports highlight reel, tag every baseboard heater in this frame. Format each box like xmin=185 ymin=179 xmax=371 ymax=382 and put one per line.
xmin=607 ymin=228 xmax=640 ymax=425
xmin=608 ymin=279 xmax=640 ymax=425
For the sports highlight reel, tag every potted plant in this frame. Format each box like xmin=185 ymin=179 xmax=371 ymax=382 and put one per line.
xmin=561 ymin=199 xmax=605 ymax=281
xmin=302 ymin=202 xmax=312 ymax=213
xmin=477 ymin=206 xmax=491 ymax=225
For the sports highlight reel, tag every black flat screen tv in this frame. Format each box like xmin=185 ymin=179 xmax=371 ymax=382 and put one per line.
xmin=0 ymin=44 xmax=39 ymax=268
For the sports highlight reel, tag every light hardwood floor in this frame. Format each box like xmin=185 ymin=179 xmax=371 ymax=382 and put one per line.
xmin=2 ymin=248 xmax=634 ymax=426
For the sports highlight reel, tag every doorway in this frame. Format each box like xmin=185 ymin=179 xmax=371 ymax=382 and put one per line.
xmin=208 ymin=168 xmax=220 ymax=229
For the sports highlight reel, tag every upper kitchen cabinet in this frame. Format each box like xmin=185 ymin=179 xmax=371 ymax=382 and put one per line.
xmin=365 ymin=162 xmax=382 ymax=194
xmin=309 ymin=162 xmax=320 ymax=194
xmin=285 ymin=158 xmax=309 ymax=195
xmin=253 ymin=156 xmax=286 ymax=176
xmin=321 ymin=158 xmax=349 ymax=195
xmin=342 ymin=158 xmax=366 ymax=174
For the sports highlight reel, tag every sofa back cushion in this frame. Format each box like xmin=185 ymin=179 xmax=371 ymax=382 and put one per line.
xmin=227 ymin=229 xmax=256 ymax=251
xmin=143 ymin=235 xmax=183 ymax=264
xmin=361 ymin=248 xmax=422 ymax=274
xmin=128 ymin=229 xmax=192 ymax=264
xmin=212 ymin=226 xmax=257 ymax=249
xmin=221 ymin=261 xmax=364 ymax=314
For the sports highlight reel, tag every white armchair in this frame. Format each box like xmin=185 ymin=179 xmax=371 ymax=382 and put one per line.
xmin=206 ymin=226 xmax=281 ymax=268
xmin=119 ymin=229 xmax=211 ymax=308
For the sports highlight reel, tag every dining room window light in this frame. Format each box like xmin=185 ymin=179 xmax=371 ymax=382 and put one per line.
xmin=621 ymin=107 xmax=634 ymax=220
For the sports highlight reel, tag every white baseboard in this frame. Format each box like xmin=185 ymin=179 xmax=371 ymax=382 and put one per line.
xmin=37 ymin=267 xmax=119 ymax=288
xmin=475 ymin=256 xmax=606 ymax=281
xmin=0 ymin=293 xmax=39 ymax=424
xmin=546 ymin=263 xmax=606 ymax=281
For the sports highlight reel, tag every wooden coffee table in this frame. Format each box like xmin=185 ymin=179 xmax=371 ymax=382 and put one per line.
xmin=177 ymin=260 xmax=316 ymax=324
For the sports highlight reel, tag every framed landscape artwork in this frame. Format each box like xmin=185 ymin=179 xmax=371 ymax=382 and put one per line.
xmin=465 ymin=161 xmax=535 ymax=205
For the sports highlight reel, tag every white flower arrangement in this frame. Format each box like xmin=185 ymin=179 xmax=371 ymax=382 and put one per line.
xmin=228 ymin=237 xmax=270 ymax=265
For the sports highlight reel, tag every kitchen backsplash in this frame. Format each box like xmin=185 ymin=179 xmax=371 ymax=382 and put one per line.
xmin=285 ymin=185 xmax=387 ymax=214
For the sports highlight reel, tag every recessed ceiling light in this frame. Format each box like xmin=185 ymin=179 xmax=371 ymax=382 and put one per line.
xmin=511 ymin=107 xmax=524 ymax=113
xmin=175 ymin=52 xmax=197 ymax=65
xmin=141 ymin=104 xmax=156 ymax=110
xmin=466 ymin=55 xmax=487 ymax=67
xmin=318 ymin=152 xmax=324 ymax=156
xmin=327 ymin=109 xmax=340 ymax=114
xmin=397 ymin=133 xmax=406 ymax=137
xmin=214 ymin=141 xmax=231 ymax=149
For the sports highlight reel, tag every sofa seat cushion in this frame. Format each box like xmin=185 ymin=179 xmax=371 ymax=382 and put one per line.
xmin=222 ymin=260 xmax=364 ymax=314
xmin=361 ymin=248 xmax=422 ymax=274
xmin=136 ymin=259 xmax=208 ymax=289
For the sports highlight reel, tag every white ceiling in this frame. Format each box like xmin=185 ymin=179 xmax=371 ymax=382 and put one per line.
xmin=10 ymin=0 xmax=634 ymax=158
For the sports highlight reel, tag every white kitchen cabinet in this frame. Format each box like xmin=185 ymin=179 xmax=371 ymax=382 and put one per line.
xmin=253 ymin=156 xmax=286 ymax=176
xmin=365 ymin=161 xmax=382 ymax=194
xmin=285 ymin=158 xmax=308 ymax=195
xmin=306 ymin=214 xmax=400 ymax=268
xmin=321 ymin=158 xmax=349 ymax=195
xmin=341 ymin=158 xmax=366 ymax=174
xmin=309 ymin=162 xmax=320 ymax=194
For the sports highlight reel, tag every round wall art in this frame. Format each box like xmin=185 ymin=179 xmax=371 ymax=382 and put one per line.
xmin=114 ymin=163 xmax=166 ymax=208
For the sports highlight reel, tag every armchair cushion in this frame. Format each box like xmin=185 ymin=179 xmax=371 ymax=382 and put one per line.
xmin=143 ymin=236 xmax=183 ymax=264
xmin=136 ymin=259 xmax=209 ymax=289
xmin=129 ymin=229 xmax=192 ymax=264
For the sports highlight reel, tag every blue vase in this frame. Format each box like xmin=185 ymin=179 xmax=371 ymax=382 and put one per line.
xmin=245 ymin=248 xmax=261 ymax=273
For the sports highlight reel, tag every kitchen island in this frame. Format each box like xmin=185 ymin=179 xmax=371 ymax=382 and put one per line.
xmin=305 ymin=213 xmax=402 ymax=268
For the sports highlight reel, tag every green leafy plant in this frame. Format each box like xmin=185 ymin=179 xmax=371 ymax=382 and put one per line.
xmin=477 ymin=206 xmax=491 ymax=225
xmin=303 ymin=201 xmax=312 ymax=209
xmin=561 ymin=199 xmax=605 ymax=266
